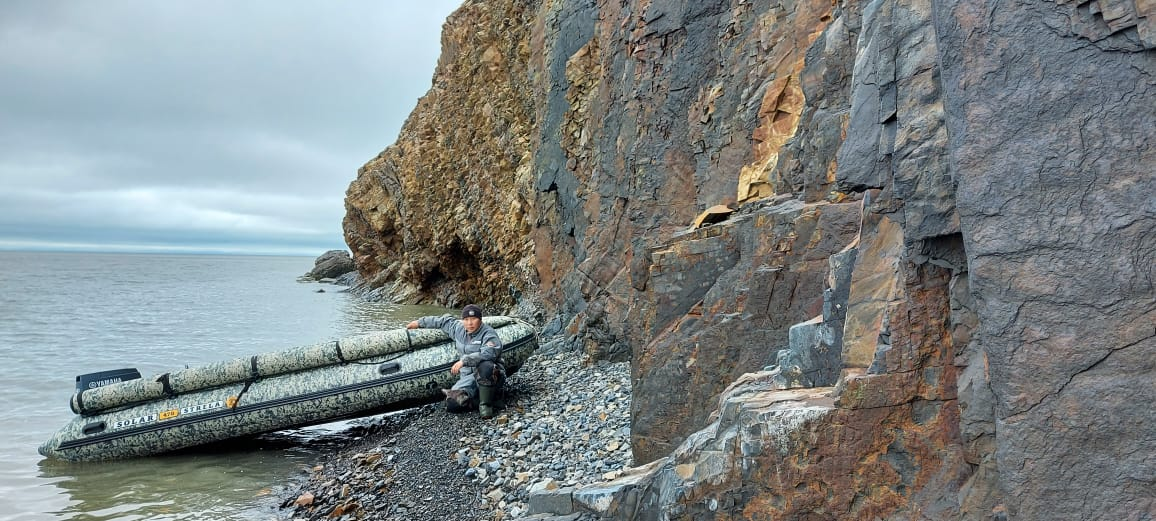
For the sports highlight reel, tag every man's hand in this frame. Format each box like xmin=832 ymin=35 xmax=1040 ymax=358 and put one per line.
xmin=451 ymin=360 xmax=464 ymax=375
xmin=406 ymin=321 xmax=419 ymax=329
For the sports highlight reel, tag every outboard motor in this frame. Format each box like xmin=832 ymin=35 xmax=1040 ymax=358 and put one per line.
xmin=75 ymin=368 xmax=142 ymax=392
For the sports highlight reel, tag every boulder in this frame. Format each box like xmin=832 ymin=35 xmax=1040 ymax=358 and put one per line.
xmin=307 ymin=250 xmax=355 ymax=281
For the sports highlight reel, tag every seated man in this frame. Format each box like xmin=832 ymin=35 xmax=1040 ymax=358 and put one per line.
xmin=406 ymin=304 xmax=504 ymax=418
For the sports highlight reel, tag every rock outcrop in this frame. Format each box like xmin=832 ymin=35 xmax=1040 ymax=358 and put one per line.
xmin=343 ymin=0 xmax=1156 ymax=518
xmin=304 ymin=250 xmax=355 ymax=280
xmin=343 ymin=0 xmax=538 ymax=307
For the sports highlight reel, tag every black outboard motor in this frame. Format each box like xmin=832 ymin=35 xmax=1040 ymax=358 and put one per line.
xmin=75 ymin=368 xmax=142 ymax=392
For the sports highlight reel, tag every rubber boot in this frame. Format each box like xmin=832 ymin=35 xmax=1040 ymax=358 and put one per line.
xmin=492 ymin=385 xmax=505 ymax=410
xmin=477 ymin=384 xmax=496 ymax=419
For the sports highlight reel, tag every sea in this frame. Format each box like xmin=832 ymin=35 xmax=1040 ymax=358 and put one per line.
xmin=0 ymin=251 xmax=449 ymax=521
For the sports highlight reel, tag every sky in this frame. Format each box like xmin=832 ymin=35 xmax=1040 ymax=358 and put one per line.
xmin=0 ymin=1 xmax=462 ymax=256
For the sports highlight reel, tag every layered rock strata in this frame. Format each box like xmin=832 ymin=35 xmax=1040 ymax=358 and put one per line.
xmin=343 ymin=0 xmax=1156 ymax=518
xmin=343 ymin=0 xmax=538 ymax=307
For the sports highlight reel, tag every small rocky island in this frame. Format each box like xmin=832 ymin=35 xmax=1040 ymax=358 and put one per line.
xmin=299 ymin=250 xmax=355 ymax=283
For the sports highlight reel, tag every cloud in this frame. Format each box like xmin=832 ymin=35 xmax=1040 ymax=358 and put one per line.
xmin=0 ymin=185 xmax=346 ymax=255
xmin=0 ymin=0 xmax=461 ymax=255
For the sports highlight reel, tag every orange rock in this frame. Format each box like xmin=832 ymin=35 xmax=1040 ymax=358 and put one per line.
xmin=293 ymin=491 xmax=314 ymax=507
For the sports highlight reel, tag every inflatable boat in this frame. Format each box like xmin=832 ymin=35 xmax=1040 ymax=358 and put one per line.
xmin=40 ymin=316 xmax=537 ymax=462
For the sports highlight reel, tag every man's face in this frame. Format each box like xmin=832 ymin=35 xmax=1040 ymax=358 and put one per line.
xmin=463 ymin=316 xmax=482 ymax=334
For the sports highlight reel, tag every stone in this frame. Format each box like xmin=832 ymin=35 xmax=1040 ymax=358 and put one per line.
xmin=293 ymin=491 xmax=314 ymax=507
xmin=306 ymin=250 xmax=355 ymax=280
xmin=690 ymin=204 xmax=736 ymax=229
xmin=528 ymin=478 xmax=559 ymax=494
xmin=527 ymin=487 xmax=575 ymax=516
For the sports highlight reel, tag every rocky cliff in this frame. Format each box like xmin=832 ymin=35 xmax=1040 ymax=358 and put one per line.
xmin=343 ymin=0 xmax=1155 ymax=519
xmin=344 ymin=0 xmax=538 ymax=307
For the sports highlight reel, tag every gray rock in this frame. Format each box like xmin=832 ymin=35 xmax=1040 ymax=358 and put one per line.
xmin=306 ymin=250 xmax=355 ymax=280
xmin=937 ymin=0 xmax=1156 ymax=513
xmin=528 ymin=488 xmax=575 ymax=516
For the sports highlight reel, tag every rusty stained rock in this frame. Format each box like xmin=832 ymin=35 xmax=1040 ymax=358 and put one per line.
xmin=526 ymin=0 xmax=841 ymax=364
xmin=560 ymin=249 xmax=968 ymax=521
xmin=632 ymin=198 xmax=862 ymax=464
xmin=342 ymin=0 xmax=538 ymax=308
xmin=294 ymin=491 xmax=315 ymax=507
xmin=690 ymin=204 xmax=735 ymax=229
xmin=342 ymin=0 xmax=842 ymax=348
xmin=338 ymin=0 xmax=1156 ymax=517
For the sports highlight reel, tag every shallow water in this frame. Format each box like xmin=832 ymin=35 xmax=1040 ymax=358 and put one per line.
xmin=0 ymin=251 xmax=447 ymax=520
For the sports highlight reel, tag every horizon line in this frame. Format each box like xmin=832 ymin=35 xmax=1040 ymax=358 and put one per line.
xmin=0 ymin=242 xmax=346 ymax=258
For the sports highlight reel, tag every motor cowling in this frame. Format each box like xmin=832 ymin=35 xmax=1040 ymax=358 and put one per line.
xmin=74 ymin=368 xmax=141 ymax=392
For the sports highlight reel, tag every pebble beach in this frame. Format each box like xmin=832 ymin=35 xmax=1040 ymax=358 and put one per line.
xmin=277 ymin=347 xmax=632 ymax=521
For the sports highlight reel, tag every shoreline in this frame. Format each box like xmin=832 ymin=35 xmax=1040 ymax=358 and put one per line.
xmin=274 ymin=344 xmax=632 ymax=521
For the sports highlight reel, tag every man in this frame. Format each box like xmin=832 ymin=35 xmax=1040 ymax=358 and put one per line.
xmin=406 ymin=304 xmax=504 ymax=418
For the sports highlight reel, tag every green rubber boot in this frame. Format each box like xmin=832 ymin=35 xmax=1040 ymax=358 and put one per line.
xmin=478 ymin=384 xmax=496 ymax=419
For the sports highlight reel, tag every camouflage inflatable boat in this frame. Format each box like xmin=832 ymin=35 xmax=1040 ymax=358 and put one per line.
xmin=40 ymin=316 xmax=537 ymax=462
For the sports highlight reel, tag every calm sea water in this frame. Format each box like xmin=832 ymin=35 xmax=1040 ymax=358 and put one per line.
xmin=0 ymin=251 xmax=448 ymax=521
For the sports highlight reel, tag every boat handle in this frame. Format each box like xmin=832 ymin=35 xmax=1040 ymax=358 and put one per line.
xmin=82 ymin=421 xmax=106 ymax=435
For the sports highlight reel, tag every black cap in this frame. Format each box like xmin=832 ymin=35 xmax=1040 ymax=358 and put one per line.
xmin=462 ymin=304 xmax=483 ymax=318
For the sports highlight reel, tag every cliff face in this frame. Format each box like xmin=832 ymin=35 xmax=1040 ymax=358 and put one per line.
xmin=344 ymin=0 xmax=1156 ymax=519
xmin=344 ymin=0 xmax=538 ymax=307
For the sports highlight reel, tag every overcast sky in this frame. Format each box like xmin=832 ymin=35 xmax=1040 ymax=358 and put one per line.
xmin=0 ymin=1 xmax=461 ymax=256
